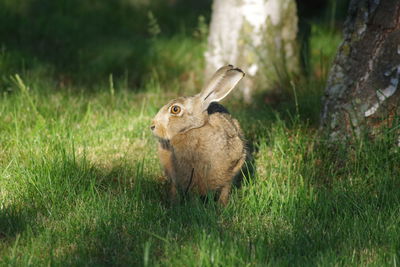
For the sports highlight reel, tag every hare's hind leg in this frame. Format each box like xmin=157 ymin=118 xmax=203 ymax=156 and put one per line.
xmin=218 ymin=155 xmax=246 ymax=206
xmin=218 ymin=184 xmax=231 ymax=206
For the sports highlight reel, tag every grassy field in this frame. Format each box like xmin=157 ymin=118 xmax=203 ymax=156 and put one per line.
xmin=1 ymin=0 xmax=400 ymax=266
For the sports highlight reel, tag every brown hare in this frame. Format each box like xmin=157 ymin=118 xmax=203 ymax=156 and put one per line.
xmin=151 ymin=65 xmax=246 ymax=205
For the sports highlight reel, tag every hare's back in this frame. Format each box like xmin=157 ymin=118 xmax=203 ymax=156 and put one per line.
xmin=206 ymin=107 xmax=244 ymax=156
xmin=207 ymin=102 xmax=242 ymax=133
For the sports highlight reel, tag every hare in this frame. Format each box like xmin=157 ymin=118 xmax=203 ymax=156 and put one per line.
xmin=150 ymin=65 xmax=246 ymax=205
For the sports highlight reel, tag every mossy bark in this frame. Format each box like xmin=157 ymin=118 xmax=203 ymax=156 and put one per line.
xmin=321 ymin=0 xmax=400 ymax=142
xmin=205 ymin=0 xmax=299 ymax=101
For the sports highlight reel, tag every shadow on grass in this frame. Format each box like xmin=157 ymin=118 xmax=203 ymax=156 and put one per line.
xmin=0 ymin=154 xmax=161 ymax=264
xmin=223 ymin=88 xmax=399 ymax=264
xmin=0 ymin=0 xmax=211 ymax=87
xmin=71 ymin=166 xmax=399 ymax=265
xmin=0 ymin=205 xmax=29 ymax=241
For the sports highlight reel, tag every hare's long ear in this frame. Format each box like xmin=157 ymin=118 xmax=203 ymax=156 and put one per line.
xmin=199 ymin=65 xmax=245 ymax=111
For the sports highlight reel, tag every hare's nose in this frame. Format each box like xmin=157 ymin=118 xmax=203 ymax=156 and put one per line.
xmin=150 ymin=125 xmax=155 ymax=131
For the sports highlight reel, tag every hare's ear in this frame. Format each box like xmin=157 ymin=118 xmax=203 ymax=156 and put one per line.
xmin=199 ymin=65 xmax=245 ymax=111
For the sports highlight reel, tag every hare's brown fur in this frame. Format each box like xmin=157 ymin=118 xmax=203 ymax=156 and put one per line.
xmin=159 ymin=110 xmax=245 ymax=205
xmin=152 ymin=65 xmax=246 ymax=205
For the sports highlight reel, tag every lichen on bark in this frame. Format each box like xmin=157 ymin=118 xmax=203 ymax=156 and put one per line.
xmin=321 ymin=0 xmax=400 ymax=142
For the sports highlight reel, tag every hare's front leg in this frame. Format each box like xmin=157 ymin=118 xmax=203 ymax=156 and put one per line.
xmin=218 ymin=184 xmax=231 ymax=206
xmin=169 ymin=182 xmax=178 ymax=204
xmin=158 ymin=145 xmax=174 ymax=178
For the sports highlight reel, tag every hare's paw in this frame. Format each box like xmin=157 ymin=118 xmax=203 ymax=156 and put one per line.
xmin=218 ymin=185 xmax=231 ymax=206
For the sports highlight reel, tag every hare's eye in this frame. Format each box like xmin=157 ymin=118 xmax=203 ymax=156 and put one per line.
xmin=170 ymin=105 xmax=181 ymax=115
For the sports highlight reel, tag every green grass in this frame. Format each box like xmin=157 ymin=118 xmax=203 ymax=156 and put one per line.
xmin=1 ymin=0 xmax=400 ymax=265
xmin=1 ymin=72 xmax=399 ymax=265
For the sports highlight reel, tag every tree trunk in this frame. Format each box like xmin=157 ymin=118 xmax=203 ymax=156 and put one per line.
xmin=205 ymin=0 xmax=299 ymax=102
xmin=321 ymin=0 xmax=400 ymax=142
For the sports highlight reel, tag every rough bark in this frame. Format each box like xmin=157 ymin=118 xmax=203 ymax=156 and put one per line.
xmin=205 ymin=0 xmax=299 ymax=101
xmin=321 ymin=0 xmax=400 ymax=142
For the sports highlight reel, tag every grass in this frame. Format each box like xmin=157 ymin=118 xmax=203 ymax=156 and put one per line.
xmin=1 ymin=75 xmax=399 ymax=265
xmin=1 ymin=0 xmax=400 ymax=266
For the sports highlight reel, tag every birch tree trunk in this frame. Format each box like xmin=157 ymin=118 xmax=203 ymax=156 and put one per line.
xmin=321 ymin=0 xmax=400 ymax=142
xmin=204 ymin=0 xmax=299 ymax=102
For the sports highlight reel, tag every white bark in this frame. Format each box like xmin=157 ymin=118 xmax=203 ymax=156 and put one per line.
xmin=205 ymin=0 xmax=299 ymax=101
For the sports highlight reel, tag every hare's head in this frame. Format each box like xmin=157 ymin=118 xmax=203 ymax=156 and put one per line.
xmin=151 ymin=65 xmax=244 ymax=140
